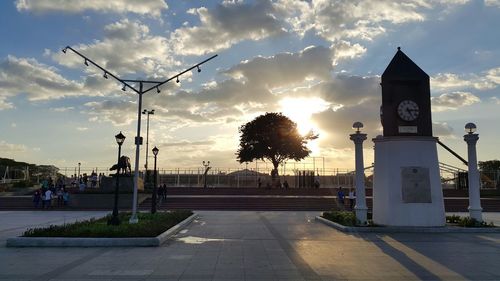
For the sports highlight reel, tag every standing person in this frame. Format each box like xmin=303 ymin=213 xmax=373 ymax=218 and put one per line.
xmin=337 ymin=186 xmax=345 ymax=210
xmin=44 ymin=188 xmax=53 ymax=209
xmin=348 ymin=188 xmax=355 ymax=211
xmin=283 ymin=180 xmax=289 ymax=189
xmin=56 ymin=188 xmax=64 ymax=207
xmin=63 ymin=189 xmax=70 ymax=207
xmin=257 ymin=177 xmax=262 ymax=188
xmin=33 ymin=190 xmax=41 ymax=209
xmin=162 ymin=184 xmax=167 ymax=200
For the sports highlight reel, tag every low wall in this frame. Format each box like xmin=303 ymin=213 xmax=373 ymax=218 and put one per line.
xmin=68 ymin=193 xmax=149 ymax=209
xmin=100 ymin=176 xmax=144 ymax=192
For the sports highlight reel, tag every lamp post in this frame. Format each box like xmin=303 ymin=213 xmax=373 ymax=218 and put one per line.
xmin=78 ymin=162 xmax=81 ymax=179
xmin=109 ymin=131 xmax=126 ymax=225
xmin=464 ymin=122 xmax=483 ymax=222
xmin=143 ymin=109 xmax=155 ymax=188
xmin=203 ymin=161 xmax=210 ymax=188
xmin=62 ymin=46 xmax=217 ymax=223
xmin=350 ymin=122 xmax=368 ymax=225
xmin=151 ymin=146 xmax=159 ymax=214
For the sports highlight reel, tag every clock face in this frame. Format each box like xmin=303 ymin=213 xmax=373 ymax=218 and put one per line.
xmin=397 ymin=100 xmax=419 ymax=121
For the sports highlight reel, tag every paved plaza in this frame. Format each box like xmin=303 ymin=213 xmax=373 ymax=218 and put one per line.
xmin=1 ymin=211 xmax=499 ymax=281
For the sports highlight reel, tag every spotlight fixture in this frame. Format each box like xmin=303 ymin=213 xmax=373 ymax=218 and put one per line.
xmin=122 ymin=84 xmax=126 ymax=91
xmin=156 ymin=86 xmax=161 ymax=93
xmin=103 ymin=72 xmax=108 ymax=79
xmin=62 ymin=48 xmax=67 ymax=54
xmin=197 ymin=66 xmax=201 ymax=73
xmin=176 ymin=76 xmax=180 ymax=83
xmin=84 ymin=59 xmax=89 ymax=66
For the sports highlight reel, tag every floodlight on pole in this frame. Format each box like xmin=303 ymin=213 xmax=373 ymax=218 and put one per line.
xmin=62 ymin=45 xmax=217 ymax=223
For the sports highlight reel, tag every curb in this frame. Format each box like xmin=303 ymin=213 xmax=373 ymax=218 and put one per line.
xmin=315 ymin=216 xmax=500 ymax=233
xmin=6 ymin=213 xmax=198 ymax=247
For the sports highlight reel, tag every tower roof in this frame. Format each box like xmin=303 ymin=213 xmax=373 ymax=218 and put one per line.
xmin=382 ymin=47 xmax=429 ymax=80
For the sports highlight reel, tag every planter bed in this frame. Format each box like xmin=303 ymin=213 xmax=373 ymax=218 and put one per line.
xmin=316 ymin=215 xmax=500 ymax=233
xmin=6 ymin=211 xmax=196 ymax=247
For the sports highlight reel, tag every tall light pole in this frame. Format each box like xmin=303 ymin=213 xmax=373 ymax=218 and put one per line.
xmin=143 ymin=109 xmax=154 ymax=187
xmin=151 ymin=146 xmax=159 ymax=214
xmin=62 ymin=46 xmax=217 ymax=223
xmin=109 ymin=131 xmax=126 ymax=225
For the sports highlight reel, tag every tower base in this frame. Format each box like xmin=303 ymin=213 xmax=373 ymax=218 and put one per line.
xmin=373 ymin=136 xmax=445 ymax=226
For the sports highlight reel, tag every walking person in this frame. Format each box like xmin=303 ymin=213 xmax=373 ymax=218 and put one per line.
xmin=33 ymin=190 xmax=41 ymax=209
xmin=56 ymin=187 xmax=64 ymax=207
xmin=44 ymin=188 xmax=53 ymax=209
xmin=63 ymin=189 xmax=70 ymax=207
xmin=337 ymin=186 xmax=345 ymax=210
xmin=348 ymin=188 xmax=355 ymax=211
xmin=162 ymin=184 xmax=167 ymax=200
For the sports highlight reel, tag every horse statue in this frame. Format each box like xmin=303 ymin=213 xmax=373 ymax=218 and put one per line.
xmin=109 ymin=156 xmax=132 ymax=175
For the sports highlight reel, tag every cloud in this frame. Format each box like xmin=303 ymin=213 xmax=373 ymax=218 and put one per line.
xmin=51 ymin=106 xmax=75 ymax=112
xmin=76 ymin=127 xmax=89 ymax=131
xmin=160 ymin=140 xmax=216 ymax=147
xmin=432 ymin=122 xmax=454 ymax=138
xmin=51 ymin=19 xmax=176 ymax=77
xmin=15 ymin=0 xmax=168 ymax=17
xmin=275 ymin=0 xmax=432 ymax=42
xmin=491 ymin=96 xmax=500 ymax=104
xmin=431 ymin=70 xmax=499 ymax=92
xmin=170 ymin=1 xmax=285 ymax=55
xmin=431 ymin=92 xmax=480 ymax=112
xmin=84 ymin=100 xmax=137 ymax=125
xmin=0 ymin=140 xmax=27 ymax=154
xmin=0 ymin=55 xmax=104 ymax=103
xmin=485 ymin=0 xmax=500 ymax=8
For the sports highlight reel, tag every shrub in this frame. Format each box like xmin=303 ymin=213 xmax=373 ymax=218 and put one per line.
xmin=322 ymin=211 xmax=358 ymax=226
xmin=22 ymin=210 xmax=193 ymax=237
xmin=446 ymin=215 xmax=461 ymax=224
xmin=458 ymin=216 xmax=495 ymax=228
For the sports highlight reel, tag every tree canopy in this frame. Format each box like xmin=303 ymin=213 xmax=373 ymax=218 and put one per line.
xmin=479 ymin=160 xmax=500 ymax=172
xmin=236 ymin=112 xmax=318 ymax=178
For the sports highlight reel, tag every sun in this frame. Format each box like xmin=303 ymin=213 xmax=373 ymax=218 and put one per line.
xmin=279 ymin=97 xmax=330 ymax=154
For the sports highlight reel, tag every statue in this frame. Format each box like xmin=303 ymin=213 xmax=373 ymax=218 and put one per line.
xmin=109 ymin=156 xmax=131 ymax=175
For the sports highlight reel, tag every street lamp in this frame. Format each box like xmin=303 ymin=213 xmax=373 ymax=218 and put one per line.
xmin=151 ymin=146 xmax=159 ymax=214
xmin=202 ymin=161 xmax=211 ymax=188
xmin=108 ymin=131 xmax=126 ymax=225
xmin=62 ymin=46 xmax=217 ymax=224
xmin=143 ymin=109 xmax=155 ymax=187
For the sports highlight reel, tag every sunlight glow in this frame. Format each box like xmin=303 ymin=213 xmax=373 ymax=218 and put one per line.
xmin=279 ymin=97 xmax=330 ymax=155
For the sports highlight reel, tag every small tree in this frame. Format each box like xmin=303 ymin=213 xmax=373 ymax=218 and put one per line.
xmin=236 ymin=112 xmax=318 ymax=180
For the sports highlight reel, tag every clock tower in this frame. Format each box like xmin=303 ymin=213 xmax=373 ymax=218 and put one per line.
xmin=381 ymin=47 xmax=433 ymax=136
xmin=372 ymin=48 xmax=445 ymax=227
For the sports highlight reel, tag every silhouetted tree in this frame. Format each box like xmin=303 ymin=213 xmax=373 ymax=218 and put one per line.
xmin=236 ymin=112 xmax=318 ymax=180
xmin=479 ymin=160 xmax=500 ymax=189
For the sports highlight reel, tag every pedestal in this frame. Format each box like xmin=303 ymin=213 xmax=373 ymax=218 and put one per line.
xmin=373 ymin=136 xmax=445 ymax=226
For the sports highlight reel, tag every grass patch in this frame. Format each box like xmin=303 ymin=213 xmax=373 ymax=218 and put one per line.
xmin=22 ymin=210 xmax=193 ymax=238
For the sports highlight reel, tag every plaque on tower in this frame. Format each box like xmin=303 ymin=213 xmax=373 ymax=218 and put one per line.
xmin=401 ymin=167 xmax=431 ymax=203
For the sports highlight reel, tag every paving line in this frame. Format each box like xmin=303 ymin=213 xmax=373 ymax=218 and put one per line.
xmin=258 ymin=213 xmax=322 ymax=281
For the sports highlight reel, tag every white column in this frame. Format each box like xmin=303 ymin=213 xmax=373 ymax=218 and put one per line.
xmin=350 ymin=126 xmax=368 ymax=225
xmin=464 ymin=131 xmax=482 ymax=222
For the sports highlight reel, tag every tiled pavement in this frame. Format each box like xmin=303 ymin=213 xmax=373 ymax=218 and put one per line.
xmin=1 ymin=210 xmax=499 ymax=280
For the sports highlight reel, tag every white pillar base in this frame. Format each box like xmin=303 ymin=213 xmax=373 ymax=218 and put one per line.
xmin=355 ymin=206 xmax=368 ymax=225
xmin=468 ymin=207 xmax=483 ymax=222
xmin=373 ymin=137 xmax=445 ymax=227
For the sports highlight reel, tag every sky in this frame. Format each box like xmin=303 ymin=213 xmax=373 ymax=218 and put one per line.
xmin=0 ymin=0 xmax=499 ymax=173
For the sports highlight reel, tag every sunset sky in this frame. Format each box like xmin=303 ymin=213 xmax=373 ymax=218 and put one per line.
xmin=0 ymin=0 xmax=499 ymax=172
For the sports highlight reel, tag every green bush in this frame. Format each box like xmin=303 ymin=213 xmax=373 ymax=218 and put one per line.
xmin=446 ymin=215 xmax=461 ymax=224
xmin=22 ymin=210 xmax=193 ymax=237
xmin=458 ymin=216 xmax=495 ymax=228
xmin=322 ymin=211 xmax=358 ymax=226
